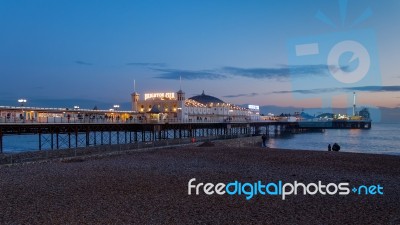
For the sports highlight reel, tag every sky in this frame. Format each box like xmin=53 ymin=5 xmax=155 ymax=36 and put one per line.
xmin=0 ymin=0 xmax=399 ymax=111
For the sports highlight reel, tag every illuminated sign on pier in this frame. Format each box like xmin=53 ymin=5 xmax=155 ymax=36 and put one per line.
xmin=144 ymin=92 xmax=176 ymax=100
xmin=248 ymin=105 xmax=260 ymax=111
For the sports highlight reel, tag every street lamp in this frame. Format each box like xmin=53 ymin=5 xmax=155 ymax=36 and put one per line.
xmin=18 ymin=99 xmax=27 ymax=107
xmin=113 ymin=105 xmax=120 ymax=111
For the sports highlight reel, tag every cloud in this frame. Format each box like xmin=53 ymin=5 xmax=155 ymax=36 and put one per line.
xmin=75 ymin=60 xmax=93 ymax=66
xmin=271 ymin=85 xmax=400 ymax=94
xmin=153 ymin=68 xmax=227 ymax=80
xmin=272 ymin=88 xmax=338 ymax=94
xmin=222 ymin=64 xmax=333 ymax=80
xmin=345 ymin=86 xmax=400 ymax=92
xmin=153 ymin=64 xmax=334 ymax=81
xmin=223 ymin=93 xmax=259 ymax=98
xmin=126 ymin=62 xmax=166 ymax=67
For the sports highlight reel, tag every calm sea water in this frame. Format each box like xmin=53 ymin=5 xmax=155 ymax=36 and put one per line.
xmin=2 ymin=123 xmax=400 ymax=156
xmin=266 ymin=123 xmax=400 ymax=156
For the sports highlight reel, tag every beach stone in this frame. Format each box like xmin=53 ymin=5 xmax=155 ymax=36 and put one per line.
xmin=0 ymin=140 xmax=399 ymax=224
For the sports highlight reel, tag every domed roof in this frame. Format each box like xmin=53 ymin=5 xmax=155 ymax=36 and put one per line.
xmin=189 ymin=91 xmax=225 ymax=105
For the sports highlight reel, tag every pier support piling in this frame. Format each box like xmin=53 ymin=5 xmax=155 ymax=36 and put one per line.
xmin=38 ymin=133 xmax=42 ymax=151
xmin=0 ymin=120 xmax=372 ymax=153
xmin=68 ymin=132 xmax=71 ymax=149
xmin=0 ymin=131 xmax=3 ymax=153
xmin=51 ymin=133 xmax=54 ymax=150
xmin=75 ymin=130 xmax=78 ymax=148
xmin=56 ymin=133 xmax=59 ymax=149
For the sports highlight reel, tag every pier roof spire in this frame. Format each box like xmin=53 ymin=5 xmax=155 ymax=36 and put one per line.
xmin=177 ymin=75 xmax=185 ymax=94
xmin=131 ymin=79 xmax=139 ymax=96
xmin=179 ymin=75 xmax=182 ymax=91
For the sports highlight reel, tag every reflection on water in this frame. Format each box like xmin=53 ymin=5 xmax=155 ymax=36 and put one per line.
xmin=267 ymin=137 xmax=277 ymax=149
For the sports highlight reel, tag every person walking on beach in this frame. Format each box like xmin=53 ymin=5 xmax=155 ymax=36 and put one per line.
xmin=328 ymin=144 xmax=331 ymax=151
xmin=261 ymin=134 xmax=267 ymax=148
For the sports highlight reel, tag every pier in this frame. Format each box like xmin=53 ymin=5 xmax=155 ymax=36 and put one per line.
xmin=0 ymin=120 xmax=371 ymax=153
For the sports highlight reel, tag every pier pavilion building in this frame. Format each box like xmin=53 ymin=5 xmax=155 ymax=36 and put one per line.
xmin=0 ymin=88 xmax=260 ymax=123
xmin=131 ymin=89 xmax=260 ymax=123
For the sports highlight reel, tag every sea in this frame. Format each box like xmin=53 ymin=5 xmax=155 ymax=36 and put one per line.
xmin=266 ymin=122 xmax=400 ymax=156
xmin=1 ymin=123 xmax=400 ymax=156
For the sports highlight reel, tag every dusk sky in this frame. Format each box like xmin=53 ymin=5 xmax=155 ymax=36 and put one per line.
xmin=1 ymin=0 xmax=399 ymax=110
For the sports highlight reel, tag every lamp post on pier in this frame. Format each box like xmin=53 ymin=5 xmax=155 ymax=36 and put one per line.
xmin=113 ymin=105 xmax=120 ymax=122
xmin=18 ymin=99 xmax=27 ymax=107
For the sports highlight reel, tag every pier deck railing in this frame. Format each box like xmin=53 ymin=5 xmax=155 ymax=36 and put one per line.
xmin=0 ymin=117 xmax=260 ymax=124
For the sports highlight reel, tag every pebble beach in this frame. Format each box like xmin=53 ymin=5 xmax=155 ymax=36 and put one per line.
xmin=0 ymin=140 xmax=399 ymax=224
